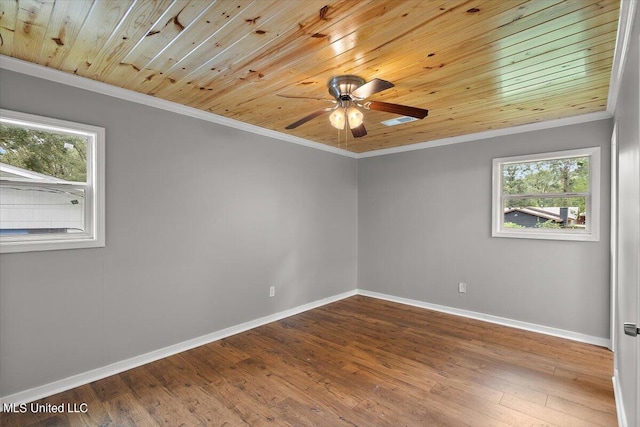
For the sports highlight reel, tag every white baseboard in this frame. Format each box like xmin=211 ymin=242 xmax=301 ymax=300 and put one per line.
xmin=1 ymin=288 xmax=612 ymax=406
xmin=356 ymin=289 xmax=611 ymax=348
xmin=0 ymin=290 xmax=357 ymax=406
xmin=613 ymin=370 xmax=628 ymax=427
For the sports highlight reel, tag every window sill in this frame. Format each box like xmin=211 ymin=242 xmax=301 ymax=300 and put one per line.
xmin=492 ymin=229 xmax=599 ymax=242
xmin=0 ymin=236 xmax=105 ymax=253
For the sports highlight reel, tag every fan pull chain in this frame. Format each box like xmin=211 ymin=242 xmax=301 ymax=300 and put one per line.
xmin=345 ymin=125 xmax=349 ymax=152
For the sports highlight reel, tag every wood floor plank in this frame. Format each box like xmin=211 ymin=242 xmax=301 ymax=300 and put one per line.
xmin=24 ymin=414 xmax=72 ymax=427
xmin=104 ymin=393 xmax=160 ymax=427
xmin=0 ymin=296 xmax=615 ymax=427
xmin=166 ymin=383 xmax=248 ymax=427
xmin=430 ymin=383 xmax=557 ymax=427
xmin=120 ymin=366 xmax=204 ymax=426
xmin=90 ymin=373 xmax=133 ymax=403
xmin=500 ymin=393 xmax=604 ymax=427
xmin=546 ymin=395 xmax=618 ymax=427
xmin=273 ymin=396 xmax=355 ymax=427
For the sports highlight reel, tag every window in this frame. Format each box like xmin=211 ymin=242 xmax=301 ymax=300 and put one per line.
xmin=0 ymin=109 xmax=105 ymax=253
xmin=492 ymin=147 xmax=600 ymax=241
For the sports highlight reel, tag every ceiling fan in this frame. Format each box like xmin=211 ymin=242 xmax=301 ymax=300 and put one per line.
xmin=282 ymin=75 xmax=429 ymax=138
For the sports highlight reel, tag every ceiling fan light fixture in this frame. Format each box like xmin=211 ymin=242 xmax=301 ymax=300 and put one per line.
xmin=346 ymin=106 xmax=363 ymax=128
xmin=329 ymin=108 xmax=346 ymax=129
xmin=284 ymin=74 xmax=428 ymax=139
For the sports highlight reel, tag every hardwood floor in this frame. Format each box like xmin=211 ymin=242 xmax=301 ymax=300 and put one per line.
xmin=1 ymin=296 xmax=616 ymax=426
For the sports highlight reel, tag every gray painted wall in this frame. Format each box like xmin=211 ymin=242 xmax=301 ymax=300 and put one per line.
xmin=358 ymin=120 xmax=612 ymax=339
xmin=0 ymin=70 xmax=358 ymax=397
xmin=614 ymin=4 xmax=639 ymax=426
xmin=0 ymin=65 xmax=619 ymax=401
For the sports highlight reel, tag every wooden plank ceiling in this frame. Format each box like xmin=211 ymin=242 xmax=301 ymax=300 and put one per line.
xmin=0 ymin=0 xmax=619 ymax=153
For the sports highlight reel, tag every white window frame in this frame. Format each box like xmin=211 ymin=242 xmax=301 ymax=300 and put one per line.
xmin=0 ymin=109 xmax=105 ymax=253
xmin=492 ymin=147 xmax=600 ymax=242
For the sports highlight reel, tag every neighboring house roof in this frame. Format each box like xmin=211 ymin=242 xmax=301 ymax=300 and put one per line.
xmin=0 ymin=162 xmax=72 ymax=183
xmin=504 ymin=207 xmax=578 ymax=223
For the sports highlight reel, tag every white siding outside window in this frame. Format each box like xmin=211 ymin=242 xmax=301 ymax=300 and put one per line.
xmin=0 ymin=109 xmax=105 ymax=253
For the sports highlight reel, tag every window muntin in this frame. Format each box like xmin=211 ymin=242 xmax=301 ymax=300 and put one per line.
xmin=0 ymin=110 xmax=104 ymax=253
xmin=492 ymin=147 xmax=600 ymax=241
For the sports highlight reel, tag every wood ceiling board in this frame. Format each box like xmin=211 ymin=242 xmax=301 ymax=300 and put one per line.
xmin=309 ymin=0 xmax=588 ymax=90
xmin=327 ymin=76 xmax=610 ymax=151
xmin=164 ymin=0 xmax=336 ymax=104
xmin=415 ymin=49 xmax=613 ymax=112
xmin=220 ymin=0 xmax=616 ymax=135
xmin=418 ymin=76 xmax=611 ymax=124
xmin=247 ymin=68 xmax=611 ymax=148
xmin=0 ymin=0 xmax=619 ymax=153
xmin=409 ymin=25 xmax=617 ymax=107
xmin=56 ymin=0 xmax=135 ymax=74
xmin=200 ymin=1 xmax=494 ymax=113
xmin=435 ymin=83 xmax=610 ymax=125
xmin=479 ymin=40 xmax=615 ymax=84
xmin=146 ymin=0 xmax=311 ymax=90
xmin=325 ymin=0 xmax=546 ymax=80
xmin=196 ymin=2 xmax=464 ymax=104
xmin=408 ymin=96 xmax=608 ymax=137
xmin=369 ymin=6 xmax=617 ymax=107
xmin=150 ymin=0 xmax=290 ymax=99
xmin=195 ymin=0 xmax=348 ymax=84
xmin=190 ymin=0 xmax=414 ymax=109
xmin=376 ymin=8 xmax=619 ymax=96
xmin=260 ymin=60 xmax=612 ymax=132
xmin=12 ymin=0 xmax=55 ymax=63
xmin=39 ymin=0 xmax=95 ymax=69
xmin=357 ymin=25 xmax=617 ymax=113
xmin=0 ymin=1 xmax=19 ymax=57
xmin=431 ymin=83 xmax=611 ymax=122
xmin=80 ymin=0 xmax=176 ymax=81
xmin=122 ymin=0 xmax=258 ymax=95
xmin=107 ymin=0 xmax=214 ymax=86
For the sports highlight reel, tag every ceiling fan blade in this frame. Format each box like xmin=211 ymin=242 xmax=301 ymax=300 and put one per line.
xmin=351 ymin=78 xmax=394 ymax=99
xmin=364 ymin=101 xmax=429 ymax=119
xmin=285 ymin=108 xmax=331 ymax=129
xmin=351 ymin=123 xmax=367 ymax=138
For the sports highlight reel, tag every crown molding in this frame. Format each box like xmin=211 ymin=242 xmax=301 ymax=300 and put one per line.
xmin=0 ymin=55 xmax=358 ymax=159
xmin=0 ymin=40 xmax=620 ymax=160
xmin=606 ymin=0 xmax=637 ymax=113
xmin=357 ymin=110 xmax=612 ymax=158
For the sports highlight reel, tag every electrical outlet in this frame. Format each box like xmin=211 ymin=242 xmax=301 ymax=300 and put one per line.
xmin=458 ymin=282 xmax=467 ymax=293
xmin=269 ymin=286 xmax=275 ymax=297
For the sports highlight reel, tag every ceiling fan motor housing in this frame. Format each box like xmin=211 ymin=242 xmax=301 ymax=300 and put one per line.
xmin=328 ymin=75 xmax=366 ymax=101
xmin=284 ymin=74 xmax=426 ymax=136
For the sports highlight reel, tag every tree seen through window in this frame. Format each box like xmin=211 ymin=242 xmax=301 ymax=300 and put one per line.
xmin=0 ymin=124 xmax=87 ymax=182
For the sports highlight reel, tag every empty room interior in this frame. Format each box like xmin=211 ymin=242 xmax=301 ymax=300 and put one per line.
xmin=0 ymin=1 xmax=639 ymax=426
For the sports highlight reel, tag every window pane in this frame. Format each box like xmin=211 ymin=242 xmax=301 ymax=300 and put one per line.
xmin=503 ymin=197 xmax=586 ymax=230
xmin=0 ymin=123 xmax=87 ymax=182
xmin=502 ymin=157 xmax=589 ymax=195
xmin=0 ymin=184 xmax=86 ymax=235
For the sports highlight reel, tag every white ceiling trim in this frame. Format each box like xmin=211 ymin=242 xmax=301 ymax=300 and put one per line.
xmin=357 ymin=111 xmax=612 ymax=158
xmin=0 ymin=30 xmax=622 ymax=160
xmin=0 ymin=55 xmax=358 ymax=159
